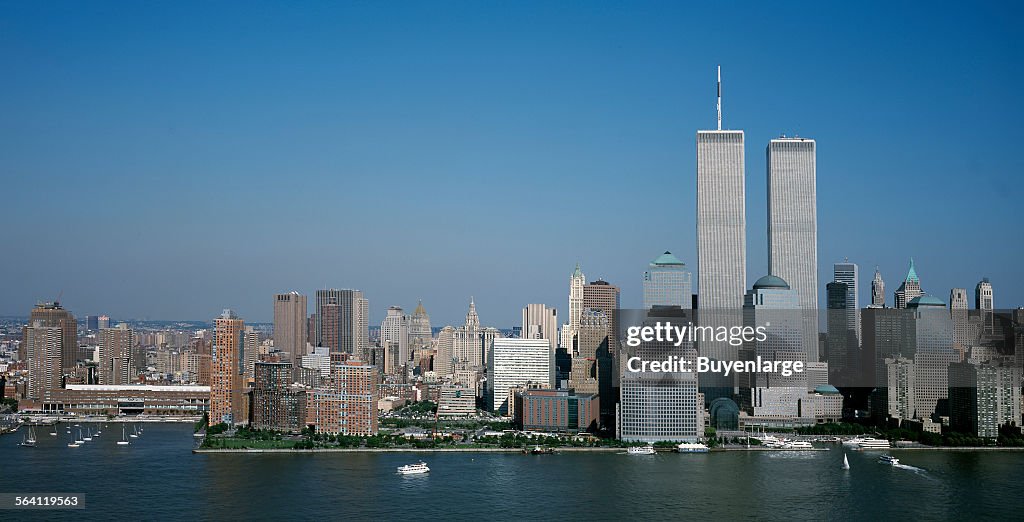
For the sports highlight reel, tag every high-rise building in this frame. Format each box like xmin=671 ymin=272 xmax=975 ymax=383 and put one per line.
xmin=434 ymin=326 xmax=455 ymax=377
xmin=949 ymin=359 xmax=1021 ymax=438
xmin=643 ymin=251 xmax=692 ymax=310
xmin=975 ymin=278 xmax=994 ymax=311
xmin=314 ymin=289 xmax=368 ymax=361
xmin=451 ymin=298 xmax=500 ymax=370
xmin=767 ymin=137 xmax=819 ymax=362
xmin=907 ymin=296 xmax=957 ymax=421
xmin=28 ymin=301 xmax=77 ymax=371
xmin=833 ymin=262 xmax=860 ymax=346
xmin=488 ymin=338 xmax=554 ymax=414
xmin=884 ymin=356 xmax=916 ymax=421
xmin=562 ymin=264 xmax=587 ymax=350
xmin=950 ymin=288 xmax=972 ymax=355
xmin=211 ymin=309 xmax=246 ymax=425
xmin=310 ymin=361 xmax=378 ymax=435
xmin=522 ymin=304 xmax=558 ymax=353
xmin=742 ymin=275 xmax=810 ymax=419
xmin=86 ymin=315 xmax=99 ymax=331
xmin=870 ymin=268 xmax=885 ymax=308
xmin=826 ymin=281 xmax=857 ymax=384
xmin=98 ymin=324 xmax=134 ymax=385
xmin=697 ymin=73 xmax=746 ymax=389
xmin=380 ymin=306 xmax=410 ymax=371
xmin=582 ymin=280 xmax=620 ymax=355
xmin=893 ymin=259 xmax=923 ymax=309
xmin=273 ymin=292 xmax=308 ymax=364
xmin=251 ymin=362 xmax=306 ymax=432
xmin=97 ymin=315 xmax=110 ymax=330
xmin=243 ymin=326 xmax=260 ymax=381
xmin=25 ymin=323 xmax=62 ymax=400
xmin=409 ymin=300 xmax=432 ymax=349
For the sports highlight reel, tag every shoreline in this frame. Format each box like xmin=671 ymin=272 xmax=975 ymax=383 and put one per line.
xmin=193 ymin=445 xmax=1024 ymax=454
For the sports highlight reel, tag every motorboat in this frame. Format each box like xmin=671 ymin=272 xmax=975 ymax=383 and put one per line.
xmin=397 ymin=462 xmax=430 ymax=475
xmin=856 ymin=438 xmax=891 ymax=450
xmin=878 ymin=454 xmax=900 ymax=466
xmin=627 ymin=445 xmax=656 ymax=455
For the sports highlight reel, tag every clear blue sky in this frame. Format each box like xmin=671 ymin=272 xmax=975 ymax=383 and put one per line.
xmin=1 ymin=1 xmax=1021 ymax=326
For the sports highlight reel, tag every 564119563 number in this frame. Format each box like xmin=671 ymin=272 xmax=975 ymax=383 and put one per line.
xmin=0 ymin=494 xmax=84 ymax=510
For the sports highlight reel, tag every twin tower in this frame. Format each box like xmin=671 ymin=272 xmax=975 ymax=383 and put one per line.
xmin=696 ymin=67 xmax=818 ymax=364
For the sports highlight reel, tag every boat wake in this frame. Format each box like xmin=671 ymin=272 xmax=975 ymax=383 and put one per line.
xmin=893 ymin=463 xmax=926 ymax=473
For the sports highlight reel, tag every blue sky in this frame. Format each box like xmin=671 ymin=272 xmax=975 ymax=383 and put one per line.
xmin=1 ymin=1 xmax=1021 ymax=326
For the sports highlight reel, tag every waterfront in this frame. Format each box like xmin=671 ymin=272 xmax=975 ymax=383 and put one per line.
xmin=3 ymin=424 xmax=1023 ymax=520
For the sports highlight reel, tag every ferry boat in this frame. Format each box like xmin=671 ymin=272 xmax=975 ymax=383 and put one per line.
xmin=397 ymin=462 xmax=430 ymax=475
xmin=676 ymin=442 xmax=710 ymax=453
xmin=757 ymin=435 xmax=786 ymax=448
xmin=842 ymin=437 xmax=867 ymax=447
xmin=627 ymin=445 xmax=656 ymax=455
xmin=878 ymin=454 xmax=900 ymax=466
xmin=781 ymin=441 xmax=813 ymax=450
xmin=525 ymin=446 xmax=554 ymax=455
xmin=856 ymin=438 xmax=891 ymax=450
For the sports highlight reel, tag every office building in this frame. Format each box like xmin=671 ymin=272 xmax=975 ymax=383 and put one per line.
xmin=894 ymin=259 xmax=923 ymax=309
xmin=434 ymin=326 xmax=455 ymax=377
xmin=488 ymin=338 xmax=553 ymax=414
xmin=643 ymin=251 xmax=692 ymax=310
xmin=767 ymin=137 xmax=819 ymax=362
xmin=870 ymin=268 xmax=885 ymax=308
xmin=437 ymin=384 xmax=475 ymax=419
xmin=273 ymin=292 xmax=308 ymax=364
xmin=409 ymin=300 xmax=432 ymax=349
xmin=514 ymin=388 xmax=599 ymax=433
xmin=380 ymin=306 xmax=410 ymax=370
xmin=28 ymin=301 xmax=77 ymax=371
xmin=252 ymin=362 xmax=306 ymax=432
xmin=310 ymin=361 xmax=378 ymax=436
xmin=949 ymin=359 xmax=1021 ymax=438
xmin=522 ymin=303 xmax=558 ymax=353
xmin=561 ymin=264 xmax=587 ymax=351
xmin=907 ymin=296 xmax=958 ymax=421
xmin=25 ymin=324 xmax=62 ymax=400
xmin=582 ymin=279 xmax=620 ymax=356
xmin=315 ymin=289 xmax=369 ymax=361
xmin=833 ymin=262 xmax=859 ymax=345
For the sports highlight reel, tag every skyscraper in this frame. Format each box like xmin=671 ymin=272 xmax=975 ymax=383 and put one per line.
xmin=870 ymin=267 xmax=886 ymax=308
xmin=522 ymin=303 xmax=558 ymax=353
xmin=28 ymin=301 xmax=77 ymax=371
xmin=826 ymin=281 xmax=857 ymax=384
xmin=907 ymin=296 xmax=957 ymax=420
xmin=697 ymin=68 xmax=746 ymax=371
xmin=409 ymin=300 xmax=432 ymax=349
xmin=643 ymin=251 xmax=692 ymax=310
xmin=562 ymin=264 xmax=586 ymax=350
xmin=315 ymin=289 xmax=368 ymax=361
xmin=488 ymin=338 xmax=553 ymax=414
xmin=975 ymin=278 xmax=993 ymax=310
xmin=273 ymin=292 xmax=308 ymax=364
xmin=380 ymin=306 xmax=410 ymax=371
xmin=767 ymin=137 xmax=819 ymax=362
xmin=25 ymin=323 xmax=62 ymax=400
xmin=893 ymin=259 xmax=923 ymax=309
xmin=98 ymin=323 xmax=134 ymax=385
xmin=211 ymin=309 xmax=246 ymax=425
xmin=833 ymin=261 xmax=860 ymax=346
xmin=582 ymin=280 xmax=620 ymax=356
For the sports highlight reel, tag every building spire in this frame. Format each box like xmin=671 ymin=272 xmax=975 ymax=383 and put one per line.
xmin=716 ymin=65 xmax=722 ymax=131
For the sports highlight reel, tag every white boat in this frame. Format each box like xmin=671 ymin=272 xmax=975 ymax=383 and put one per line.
xmin=842 ymin=437 xmax=867 ymax=446
xmin=622 ymin=446 xmax=655 ymax=454
xmin=781 ymin=441 xmax=813 ymax=450
xmin=397 ymin=462 xmax=430 ymax=475
xmin=117 ymin=426 xmax=130 ymax=446
xmin=20 ymin=426 xmax=37 ymax=447
xmin=130 ymin=425 xmax=139 ymax=438
xmin=757 ymin=435 xmax=786 ymax=448
xmin=83 ymin=427 xmax=93 ymax=442
xmin=67 ymin=442 xmax=80 ymax=448
xmin=75 ymin=429 xmax=84 ymax=445
xmin=878 ymin=454 xmax=900 ymax=466
xmin=842 ymin=453 xmax=850 ymax=470
xmin=676 ymin=442 xmax=710 ymax=453
xmin=856 ymin=438 xmax=891 ymax=450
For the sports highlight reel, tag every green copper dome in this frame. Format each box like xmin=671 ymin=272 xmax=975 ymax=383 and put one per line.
xmin=752 ymin=275 xmax=790 ymax=290
xmin=908 ymin=295 xmax=945 ymax=307
xmin=651 ymin=251 xmax=685 ymax=266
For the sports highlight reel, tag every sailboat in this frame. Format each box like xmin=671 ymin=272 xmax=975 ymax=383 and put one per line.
xmin=842 ymin=453 xmax=850 ymax=470
xmin=130 ymin=425 xmax=139 ymax=438
xmin=83 ymin=427 xmax=93 ymax=442
xmin=117 ymin=426 xmax=130 ymax=446
xmin=49 ymin=425 xmax=58 ymax=436
xmin=74 ymin=429 xmax=85 ymax=445
xmin=19 ymin=426 xmax=37 ymax=447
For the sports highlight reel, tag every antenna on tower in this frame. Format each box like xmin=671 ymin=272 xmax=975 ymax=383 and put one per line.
xmin=716 ymin=65 xmax=722 ymax=131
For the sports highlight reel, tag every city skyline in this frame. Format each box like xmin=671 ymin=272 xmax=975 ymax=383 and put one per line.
xmin=2 ymin=2 xmax=1022 ymax=326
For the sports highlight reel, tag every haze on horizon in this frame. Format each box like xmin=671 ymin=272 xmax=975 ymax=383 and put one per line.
xmin=1 ymin=2 xmax=1021 ymax=327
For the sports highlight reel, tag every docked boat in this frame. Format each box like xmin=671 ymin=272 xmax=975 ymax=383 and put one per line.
xmin=83 ymin=427 xmax=93 ymax=442
xmin=75 ymin=429 xmax=85 ymax=445
xmin=856 ymin=438 xmax=891 ymax=450
xmin=627 ymin=445 xmax=656 ymax=455
xmin=878 ymin=454 xmax=900 ymax=466
xmin=397 ymin=462 xmax=430 ymax=475
xmin=525 ymin=446 xmax=554 ymax=455
xmin=130 ymin=425 xmax=139 ymax=438
xmin=781 ymin=441 xmax=813 ymax=450
xmin=676 ymin=442 xmax=710 ymax=453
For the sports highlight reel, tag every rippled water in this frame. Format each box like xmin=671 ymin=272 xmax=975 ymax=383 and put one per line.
xmin=3 ymin=423 xmax=1022 ymax=520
